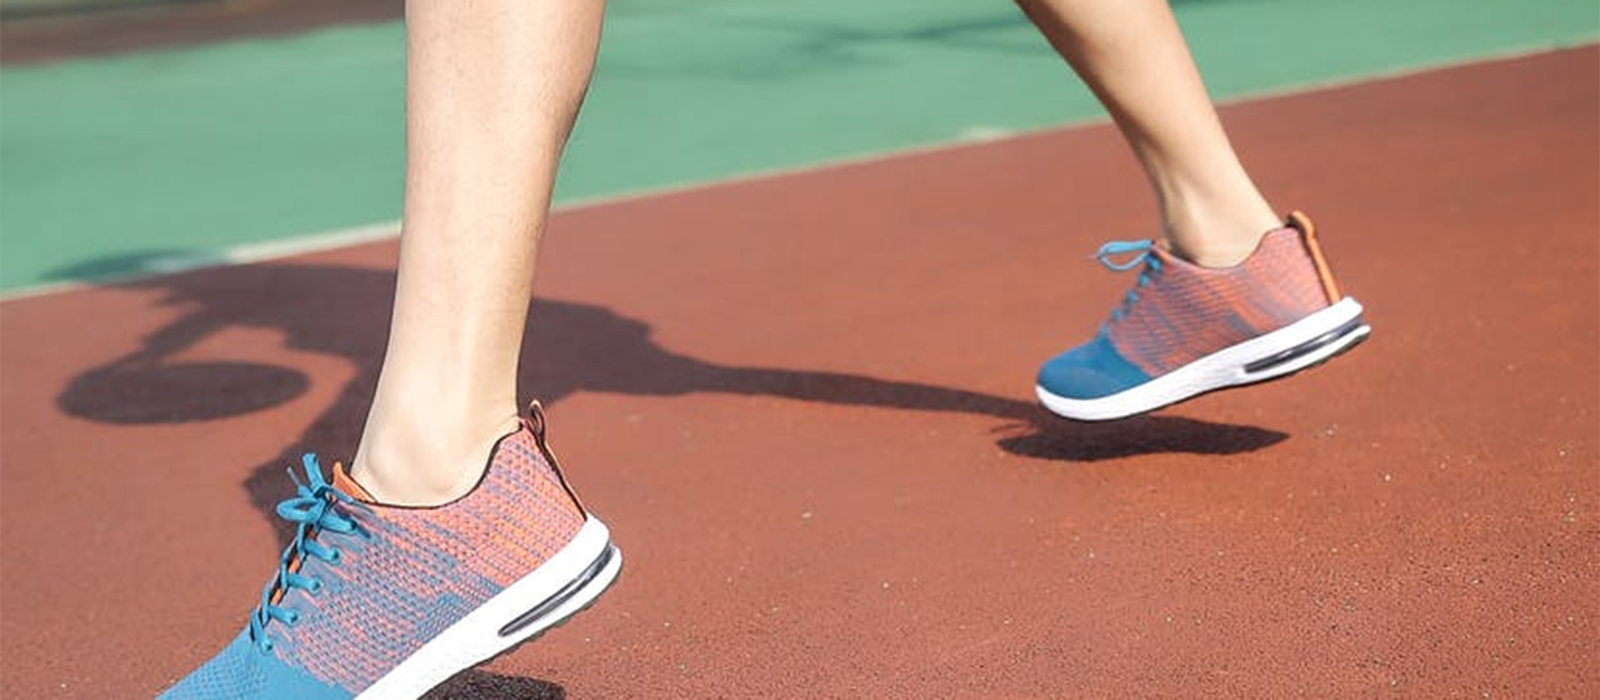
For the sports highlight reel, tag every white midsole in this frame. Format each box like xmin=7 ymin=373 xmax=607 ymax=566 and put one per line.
xmin=1037 ymin=297 xmax=1368 ymax=421
xmin=355 ymin=517 xmax=620 ymax=700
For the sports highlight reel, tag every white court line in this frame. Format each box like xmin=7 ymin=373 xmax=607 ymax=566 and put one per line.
xmin=2 ymin=40 xmax=1591 ymax=304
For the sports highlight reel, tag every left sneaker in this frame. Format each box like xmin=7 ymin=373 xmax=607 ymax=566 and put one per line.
xmin=158 ymin=402 xmax=620 ymax=699
xmin=1036 ymin=212 xmax=1369 ymax=421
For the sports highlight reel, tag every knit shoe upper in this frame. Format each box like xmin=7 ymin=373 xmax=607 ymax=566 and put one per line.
xmin=159 ymin=422 xmax=586 ymax=699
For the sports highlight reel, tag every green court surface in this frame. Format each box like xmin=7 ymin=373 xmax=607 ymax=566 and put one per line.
xmin=0 ymin=0 xmax=1595 ymax=292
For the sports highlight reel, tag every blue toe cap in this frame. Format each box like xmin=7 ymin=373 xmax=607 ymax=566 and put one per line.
xmin=158 ymin=630 xmax=351 ymax=700
xmin=1036 ymin=333 xmax=1152 ymax=400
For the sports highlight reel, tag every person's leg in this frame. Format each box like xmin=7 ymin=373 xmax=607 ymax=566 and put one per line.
xmin=350 ymin=0 xmax=604 ymax=505
xmin=1025 ymin=0 xmax=1371 ymax=420
xmin=1016 ymin=0 xmax=1277 ymax=267
xmin=161 ymin=2 xmax=619 ymax=698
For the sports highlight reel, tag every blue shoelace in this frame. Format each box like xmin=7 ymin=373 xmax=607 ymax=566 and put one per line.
xmin=249 ymin=454 xmax=368 ymax=654
xmin=1092 ymin=240 xmax=1163 ymax=328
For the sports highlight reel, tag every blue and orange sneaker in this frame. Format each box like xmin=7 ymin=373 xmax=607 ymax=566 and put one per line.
xmin=159 ymin=403 xmax=621 ymax=700
xmin=1036 ymin=212 xmax=1369 ymax=421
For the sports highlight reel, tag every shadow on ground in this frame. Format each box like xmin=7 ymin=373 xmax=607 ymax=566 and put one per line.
xmin=59 ymin=260 xmax=1287 ymax=475
xmin=57 ymin=259 xmax=1286 ymax=696
xmin=423 ymin=670 xmax=563 ymax=700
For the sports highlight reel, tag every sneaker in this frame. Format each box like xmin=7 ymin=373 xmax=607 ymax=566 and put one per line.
xmin=159 ymin=402 xmax=621 ymax=699
xmin=1036 ymin=212 xmax=1369 ymax=421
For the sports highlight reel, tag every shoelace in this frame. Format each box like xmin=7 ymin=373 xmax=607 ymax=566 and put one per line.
xmin=1091 ymin=240 xmax=1163 ymax=328
xmin=249 ymin=454 xmax=368 ymax=654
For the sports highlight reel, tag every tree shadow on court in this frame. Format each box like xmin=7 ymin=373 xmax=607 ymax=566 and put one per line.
xmin=57 ymin=259 xmax=1285 ymax=697
xmin=598 ymin=7 xmax=1048 ymax=82
xmin=599 ymin=0 xmax=1292 ymax=84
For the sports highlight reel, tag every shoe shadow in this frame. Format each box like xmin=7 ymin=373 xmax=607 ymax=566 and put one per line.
xmin=423 ymin=670 xmax=564 ymax=700
xmin=57 ymin=258 xmax=1285 ymax=696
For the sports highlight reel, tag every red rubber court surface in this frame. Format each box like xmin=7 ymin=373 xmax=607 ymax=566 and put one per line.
xmin=2 ymin=47 xmax=1597 ymax=699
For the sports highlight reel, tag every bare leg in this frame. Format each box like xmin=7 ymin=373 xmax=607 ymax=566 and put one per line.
xmin=159 ymin=3 xmax=614 ymax=695
xmin=350 ymin=0 xmax=605 ymax=505
xmin=1017 ymin=0 xmax=1279 ymax=267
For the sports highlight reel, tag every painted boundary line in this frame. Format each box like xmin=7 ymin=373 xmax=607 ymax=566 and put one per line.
xmin=2 ymin=40 xmax=1593 ymax=304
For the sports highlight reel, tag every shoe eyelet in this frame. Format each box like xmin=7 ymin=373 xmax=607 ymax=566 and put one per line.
xmin=308 ymin=579 xmax=325 ymax=595
xmin=328 ymin=549 xmax=343 ymax=564
xmin=285 ymin=610 xmax=301 ymax=625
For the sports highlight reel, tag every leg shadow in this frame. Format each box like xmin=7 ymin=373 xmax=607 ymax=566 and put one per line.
xmin=58 ymin=259 xmax=1288 ymax=539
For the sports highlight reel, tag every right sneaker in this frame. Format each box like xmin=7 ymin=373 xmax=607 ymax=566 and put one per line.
xmin=1036 ymin=211 xmax=1370 ymax=421
xmin=159 ymin=402 xmax=621 ymax=700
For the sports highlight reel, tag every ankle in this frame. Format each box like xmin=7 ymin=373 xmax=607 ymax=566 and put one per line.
xmin=349 ymin=410 xmax=522 ymax=506
xmin=1159 ymin=194 xmax=1281 ymax=268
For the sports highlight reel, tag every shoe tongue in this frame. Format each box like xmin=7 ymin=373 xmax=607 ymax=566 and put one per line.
xmin=331 ymin=462 xmax=377 ymax=503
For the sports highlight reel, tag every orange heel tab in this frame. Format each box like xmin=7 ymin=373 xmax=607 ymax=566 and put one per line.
xmin=525 ymin=400 xmax=588 ymax=516
xmin=1288 ymin=211 xmax=1342 ymax=303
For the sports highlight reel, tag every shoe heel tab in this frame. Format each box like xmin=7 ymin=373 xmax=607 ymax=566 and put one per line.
xmin=524 ymin=400 xmax=588 ymax=516
xmin=523 ymin=400 xmax=550 ymax=440
xmin=1287 ymin=211 xmax=1343 ymax=303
